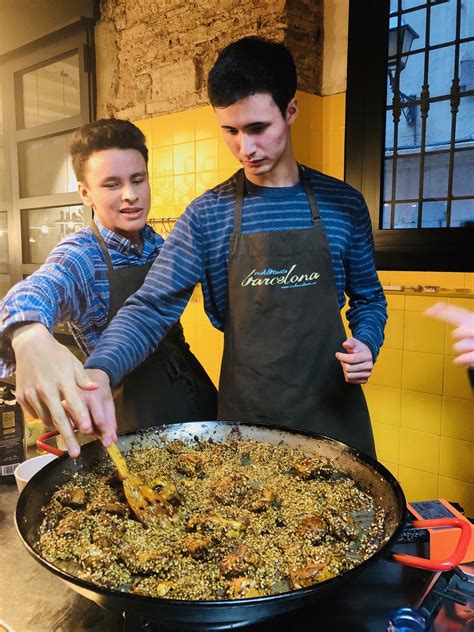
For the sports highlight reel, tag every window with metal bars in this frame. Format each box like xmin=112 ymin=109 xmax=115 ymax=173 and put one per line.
xmin=346 ymin=0 xmax=474 ymax=271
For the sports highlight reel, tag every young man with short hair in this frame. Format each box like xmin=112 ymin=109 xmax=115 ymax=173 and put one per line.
xmin=0 ymin=119 xmax=217 ymax=456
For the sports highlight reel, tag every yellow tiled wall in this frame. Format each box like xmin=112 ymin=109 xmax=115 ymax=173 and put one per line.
xmin=135 ymin=90 xmax=473 ymax=515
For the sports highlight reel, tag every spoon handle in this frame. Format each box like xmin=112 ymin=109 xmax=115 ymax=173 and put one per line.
xmin=105 ymin=443 xmax=129 ymax=480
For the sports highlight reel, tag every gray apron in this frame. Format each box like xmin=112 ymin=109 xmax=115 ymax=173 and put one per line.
xmin=90 ymin=222 xmax=217 ymax=432
xmin=218 ymin=168 xmax=375 ymax=457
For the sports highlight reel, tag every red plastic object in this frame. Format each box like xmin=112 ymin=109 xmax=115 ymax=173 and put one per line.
xmin=392 ymin=518 xmax=471 ymax=571
xmin=36 ymin=430 xmax=64 ymax=456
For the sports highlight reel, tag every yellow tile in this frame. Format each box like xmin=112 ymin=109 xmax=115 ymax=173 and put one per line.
xmin=404 ymin=311 xmax=446 ymax=354
xmin=292 ymin=127 xmax=311 ymax=165
xmin=401 ymin=390 xmax=442 ymax=434
xmin=441 ymin=397 xmax=474 ymax=442
xmin=196 ymin=171 xmax=219 ymax=196
xmin=196 ymin=138 xmax=218 ymax=173
xmin=399 ymin=428 xmax=440 ymax=474
xmin=310 ymin=94 xmax=324 ymax=130
xmin=309 ymin=129 xmax=323 ymax=168
xmin=218 ymin=137 xmax=240 ymax=170
xmin=172 ymin=109 xmax=195 ymax=144
xmin=402 ymin=350 xmax=444 ymax=395
xmin=438 ymin=476 xmax=474 ymax=517
xmin=218 ymin=168 xmax=239 ymax=183
xmin=439 ymin=436 xmax=473 ymax=483
xmin=195 ymin=325 xmax=224 ymax=388
xmin=294 ymin=90 xmax=311 ymax=132
xmin=363 ymin=383 xmax=401 ymax=426
xmin=323 ymin=128 xmax=345 ymax=165
xmin=390 ymin=271 xmax=427 ymax=287
xmin=323 ymin=92 xmax=346 ymax=130
xmin=372 ymin=422 xmax=399 ymax=462
xmin=195 ymin=105 xmax=219 ymax=140
xmin=425 ymin=272 xmax=467 ymax=289
xmin=134 ymin=117 xmax=152 ymax=141
xmin=151 ymin=114 xmax=173 ymax=147
xmin=443 ymin=358 xmax=473 ymax=399
xmin=398 ymin=466 xmax=439 ymax=502
xmin=386 ymin=293 xmax=405 ymax=310
xmin=173 ymin=174 xmax=195 ymax=206
xmin=447 ymin=297 xmax=474 ymax=310
xmin=465 ymin=273 xmax=474 ymax=292
xmin=384 ymin=308 xmax=404 ymax=349
xmin=371 ymin=348 xmax=403 ymax=388
xmin=152 ymin=145 xmax=173 ymax=177
xmin=322 ymin=163 xmax=344 ymax=179
xmin=173 ymin=142 xmax=195 ymax=175
xmin=379 ymin=459 xmax=399 ymax=478
xmin=378 ymin=271 xmax=391 ymax=285
xmin=152 ymin=176 xmax=173 ymax=207
xmin=405 ymin=295 xmax=447 ymax=312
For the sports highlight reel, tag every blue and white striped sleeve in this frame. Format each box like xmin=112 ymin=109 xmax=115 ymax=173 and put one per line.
xmin=85 ymin=205 xmax=203 ymax=387
xmin=0 ymin=243 xmax=95 ymax=375
xmin=344 ymin=195 xmax=387 ymax=361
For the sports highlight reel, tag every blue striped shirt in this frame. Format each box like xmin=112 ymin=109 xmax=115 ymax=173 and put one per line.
xmin=85 ymin=167 xmax=387 ymax=387
xmin=0 ymin=220 xmax=162 ymax=375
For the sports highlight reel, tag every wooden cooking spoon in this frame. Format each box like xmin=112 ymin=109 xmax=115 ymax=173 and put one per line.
xmin=105 ymin=442 xmax=174 ymax=527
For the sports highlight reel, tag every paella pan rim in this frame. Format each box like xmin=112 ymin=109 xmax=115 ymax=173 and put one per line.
xmin=14 ymin=420 xmax=407 ymax=615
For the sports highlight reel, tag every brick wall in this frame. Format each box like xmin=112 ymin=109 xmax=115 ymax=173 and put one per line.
xmin=95 ymin=0 xmax=323 ymax=119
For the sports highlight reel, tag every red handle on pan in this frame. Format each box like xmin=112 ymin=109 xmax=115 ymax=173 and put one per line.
xmin=36 ymin=430 xmax=65 ymax=457
xmin=392 ymin=518 xmax=471 ymax=571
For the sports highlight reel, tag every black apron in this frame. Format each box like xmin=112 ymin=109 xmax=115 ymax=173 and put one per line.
xmin=218 ymin=168 xmax=375 ymax=457
xmin=90 ymin=222 xmax=217 ymax=432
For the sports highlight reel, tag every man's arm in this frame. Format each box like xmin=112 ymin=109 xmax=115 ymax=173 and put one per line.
xmin=337 ymin=195 xmax=387 ymax=383
xmin=0 ymin=249 xmax=111 ymax=456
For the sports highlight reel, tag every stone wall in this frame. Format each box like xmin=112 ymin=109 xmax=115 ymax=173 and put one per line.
xmin=95 ymin=0 xmax=323 ymax=119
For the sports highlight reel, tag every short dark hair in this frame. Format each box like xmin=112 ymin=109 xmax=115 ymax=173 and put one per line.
xmin=69 ymin=118 xmax=148 ymax=182
xmin=207 ymin=36 xmax=297 ymax=117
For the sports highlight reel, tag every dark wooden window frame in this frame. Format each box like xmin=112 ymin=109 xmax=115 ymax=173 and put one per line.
xmin=345 ymin=0 xmax=474 ymax=271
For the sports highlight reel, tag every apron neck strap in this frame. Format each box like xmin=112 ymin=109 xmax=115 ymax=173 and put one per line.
xmin=89 ymin=220 xmax=114 ymax=276
xmin=233 ymin=165 xmax=321 ymax=233
xmin=298 ymin=165 xmax=321 ymax=222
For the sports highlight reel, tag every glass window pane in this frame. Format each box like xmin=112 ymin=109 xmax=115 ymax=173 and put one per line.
xmin=450 ymin=199 xmax=474 ymax=228
xmin=0 ymin=80 xmax=3 ymax=135
xmin=390 ymin=0 xmax=399 ymax=15
xmin=385 ymin=107 xmax=395 ymax=154
xmin=0 ymin=212 xmax=8 ymax=263
xmin=384 ymin=159 xmax=393 ymax=201
xmin=399 ymin=51 xmax=424 ymax=101
xmin=19 ymin=132 xmax=77 ymax=198
xmin=382 ymin=203 xmax=393 ymax=229
xmin=459 ymin=43 xmax=474 ymax=94
xmin=421 ymin=200 xmax=446 ymax=227
xmin=423 ymin=152 xmax=449 ymax=198
xmin=429 ymin=1 xmax=457 ymax=47
xmin=0 ymin=274 xmax=11 ymax=299
xmin=403 ymin=1 xmax=428 ymax=9
xmin=20 ymin=54 xmax=80 ymax=130
xmin=453 ymin=150 xmax=474 ymax=197
xmin=456 ymin=96 xmax=472 ymax=149
xmin=395 ymin=154 xmax=420 ymax=199
xmin=394 ymin=202 xmax=418 ymax=228
xmin=425 ymin=99 xmax=452 ymax=151
xmin=0 ymin=147 xmax=6 ymax=202
xmin=428 ymin=45 xmax=455 ymax=98
xmin=402 ymin=9 xmax=427 ymax=53
xmin=22 ymin=205 xmax=84 ymax=264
